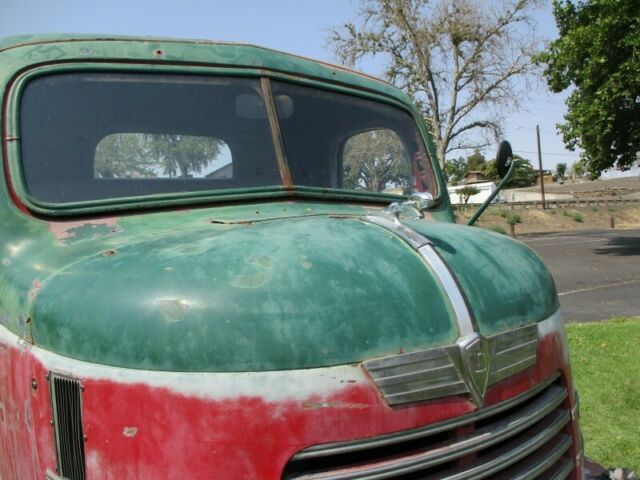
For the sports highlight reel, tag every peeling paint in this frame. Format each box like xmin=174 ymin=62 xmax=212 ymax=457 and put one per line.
xmin=122 ymin=426 xmax=138 ymax=438
xmin=47 ymin=218 xmax=120 ymax=243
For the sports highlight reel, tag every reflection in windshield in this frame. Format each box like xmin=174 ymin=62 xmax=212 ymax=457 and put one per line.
xmin=20 ymin=73 xmax=436 ymax=204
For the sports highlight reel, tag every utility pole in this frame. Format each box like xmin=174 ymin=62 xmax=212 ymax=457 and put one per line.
xmin=536 ymin=125 xmax=547 ymax=209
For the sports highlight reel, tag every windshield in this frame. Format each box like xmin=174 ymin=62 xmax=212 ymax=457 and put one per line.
xmin=19 ymin=73 xmax=436 ymax=204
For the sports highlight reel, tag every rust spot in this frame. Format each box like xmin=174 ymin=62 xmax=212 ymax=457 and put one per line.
xmin=48 ymin=218 xmax=120 ymax=242
xmin=122 ymin=426 xmax=138 ymax=438
xmin=102 ymin=249 xmax=117 ymax=256
xmin=302 ymin=401 xmax=368 ymax=410
xmin=153 ymin=48 xmax=164 ymax=57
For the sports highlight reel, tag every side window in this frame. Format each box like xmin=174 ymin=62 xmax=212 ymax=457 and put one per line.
xmin=341 ymin=129 xmax=412 ymax=194
xmin=95 ymin=133 xmax=232 ymax=179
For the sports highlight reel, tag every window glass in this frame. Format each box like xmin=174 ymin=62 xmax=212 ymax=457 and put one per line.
xmin=94 ymin=134 xmax=232 ymax=179
xmin=342 ymin=129 xmax=411 ymax=194
xmin=20 ymin=74 xmax=279 ymax=203
xmin=273 ymin=81 xmax=435 ymax=195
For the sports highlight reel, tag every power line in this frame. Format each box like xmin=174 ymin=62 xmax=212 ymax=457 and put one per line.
xmin=514 ymin=150 xmax=581 ymax=157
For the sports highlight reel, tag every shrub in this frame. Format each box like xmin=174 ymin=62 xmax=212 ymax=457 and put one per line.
xmin=506 ymin=213 xmax=522 ymax=225
xmin=562 ymin=209 xmax=569 ymax=216
xmin=499 ymin=209 xmax=508 ymax=218
xmin=489 ymin=225 xmax=507 ymax=235
xmin=572 ymin=213 xmax=584 ymax=222
xmin=591 ymin=206 xmax=598 ymax=212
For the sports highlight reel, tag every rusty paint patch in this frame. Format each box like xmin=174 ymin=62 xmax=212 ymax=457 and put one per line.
xmin=47 ymin=218 xmax=120 ymax=242
xmin=122 ymin=427 xmax=138 ymax=438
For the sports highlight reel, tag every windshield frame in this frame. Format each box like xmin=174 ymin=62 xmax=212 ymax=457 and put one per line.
xmin=5 ymin=62 xmax=443 ymax=216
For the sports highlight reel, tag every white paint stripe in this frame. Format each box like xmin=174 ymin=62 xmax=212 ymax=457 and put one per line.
xmin=526 ymin=238 xmax=607 ymax=247
xmin=0 ymin=324 xmax=365 ymax=402
xmin=558 ymin=279 xmax=640 ymax=297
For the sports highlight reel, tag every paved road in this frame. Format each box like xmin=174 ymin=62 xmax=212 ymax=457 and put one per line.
xmin=521 ymin=228 xmax=640 ymax=322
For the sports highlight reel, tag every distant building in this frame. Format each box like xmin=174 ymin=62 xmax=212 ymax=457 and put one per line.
xmin=462 ymin=170 xmax=489 ymax=184
xmin=534 ymin=170 xmax=554 ymax=186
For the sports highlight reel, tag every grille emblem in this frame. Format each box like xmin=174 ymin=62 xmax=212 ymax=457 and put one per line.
xmin=363 ymin=324 xmax=538 ymax=408
xmin=456 ymin=334 xmax=491 ymax=407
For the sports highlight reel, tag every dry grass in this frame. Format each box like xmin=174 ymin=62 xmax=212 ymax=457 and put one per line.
xmin=458 ymin=205 xmax=640 ymax=234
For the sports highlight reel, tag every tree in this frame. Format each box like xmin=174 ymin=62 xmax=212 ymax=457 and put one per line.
xmin=329 ymin=0 xmax=541 ymax=168
xmin=537 ymin=0 xmax=640 ymax=175
xmin=466 ymin=149 xmax=486 ymax=171
xmin=555 ymin=162 xmax=567 ymax=179
xmin=571 ymin=159 xmax=586 ymax=178
xmin=342 ymin=129 xmax=412 ymax=192
xmin=444 ymin=156 xmax=468 ymax=184
xmin=457 ymin=185 xmax=480 ymax=205
xmin=483 ymin=155 xmax=536 ymax=187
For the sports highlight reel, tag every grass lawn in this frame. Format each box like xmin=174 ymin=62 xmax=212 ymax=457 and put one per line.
xmin=567 ymin=317 xmax=640 ymax=471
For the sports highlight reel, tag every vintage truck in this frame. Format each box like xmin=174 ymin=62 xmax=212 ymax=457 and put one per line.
xmin=0 ymin=35 xmax=583 ymax=479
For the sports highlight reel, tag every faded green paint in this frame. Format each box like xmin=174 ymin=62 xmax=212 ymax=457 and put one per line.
xmin=408 ymin=221 xmax=560 ymax=335
xmin=0 ymin=35 xmax=559 ymax=373
xmin=6 ymin=203 xmax=457 ymax=371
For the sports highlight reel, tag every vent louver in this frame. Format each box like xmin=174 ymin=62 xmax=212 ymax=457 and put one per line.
xmin=50 ymin=373 xmax=87 ymax=480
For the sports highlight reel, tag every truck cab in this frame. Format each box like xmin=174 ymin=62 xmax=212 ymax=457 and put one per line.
xmin=0 ymin=35 xmax=583 ymax=479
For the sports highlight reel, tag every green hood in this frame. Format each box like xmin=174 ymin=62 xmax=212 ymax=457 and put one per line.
xmin=9 ymin=202 xmax=558 ymax=372
xmin=29 ymin=211 xmax=458 ymax=371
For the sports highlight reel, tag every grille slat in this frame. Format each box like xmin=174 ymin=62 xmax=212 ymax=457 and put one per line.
xmin=283 ymin=373 xmax=575 ymax=480
xmin=50 ymin=373 xmax=87 ymax=480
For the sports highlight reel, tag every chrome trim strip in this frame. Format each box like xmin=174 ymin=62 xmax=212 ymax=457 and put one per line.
xmin=291 ymin=386 xmax=568 ymax=479
xmin=292 ymin=372 xmax=560 ymax=460
xmin=417 ymin=244 xmax=474 ymax=337
xmin=510 ymin=435 xmax=573 ymax=480
xmin=362 ymin=214 xmax=430 ymax=250
xmin=438 ymin=411 xmax=571 ymax=480
xmin=549 ymin=457 xmax=576 ymax=480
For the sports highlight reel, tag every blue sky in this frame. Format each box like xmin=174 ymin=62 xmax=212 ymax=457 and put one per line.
xmin=1 ymin=0 xmax=583 ymax=171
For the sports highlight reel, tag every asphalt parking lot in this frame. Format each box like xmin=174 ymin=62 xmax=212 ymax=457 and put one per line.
xmin=521 ymin=228 xmax=640 ymax=322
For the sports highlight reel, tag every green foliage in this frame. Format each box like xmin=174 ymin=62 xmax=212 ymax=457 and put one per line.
xmin=538 ymin=0 xmax=640 ymax=174
xmin=506 ymin=213 xmax=522 ymax=225
xmin=489 ymin=225 xmax=507 ymax=235
xmin=466 ymin=149 xmax=486 ymax=172
xmin=499 ymin=209 xmax=508 ymax=218
xmin=590 ymin=206 xmax=598 ymax=212
xmin=555 ymin=162 xmax=567 ymax=178
xmin=563 ymin=209 xmax=570 ymax=216
xmin=508 ymin=157 xmax=537 ymax=188
xmin=342 ymin=129 xmax=411 ymax=192
xmin=608 ymin=207 xmax=615 ymax=213
xmin=444 ymin=157 xmax=468 ymax=185
xmin=567 ymin=317 xmax=640 ymax=470
xmin=482 ymin=155 xmax=536 ymax=188
xmin=456 ymin=185 xmax=481 ymax=205
xmin=572 ymin=212 xmax=584 ymax=222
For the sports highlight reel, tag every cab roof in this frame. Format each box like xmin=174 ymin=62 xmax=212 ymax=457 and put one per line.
xmin=0 ymin=34 xmax=411 ymax=105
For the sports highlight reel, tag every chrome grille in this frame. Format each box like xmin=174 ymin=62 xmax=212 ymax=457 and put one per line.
xmin=364 ymin=324 xmax=538 ymax=406
xmin=283 ymin=373 xmax=575 ymax=480
xmin=50 ymin=373 xmax=87 ymax=480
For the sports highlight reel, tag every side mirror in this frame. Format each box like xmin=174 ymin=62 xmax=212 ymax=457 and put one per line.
xmin=496 ymin=141 xmax=513 ymax=178
xmin=467 ymin=141 xmax=517 ymax=226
